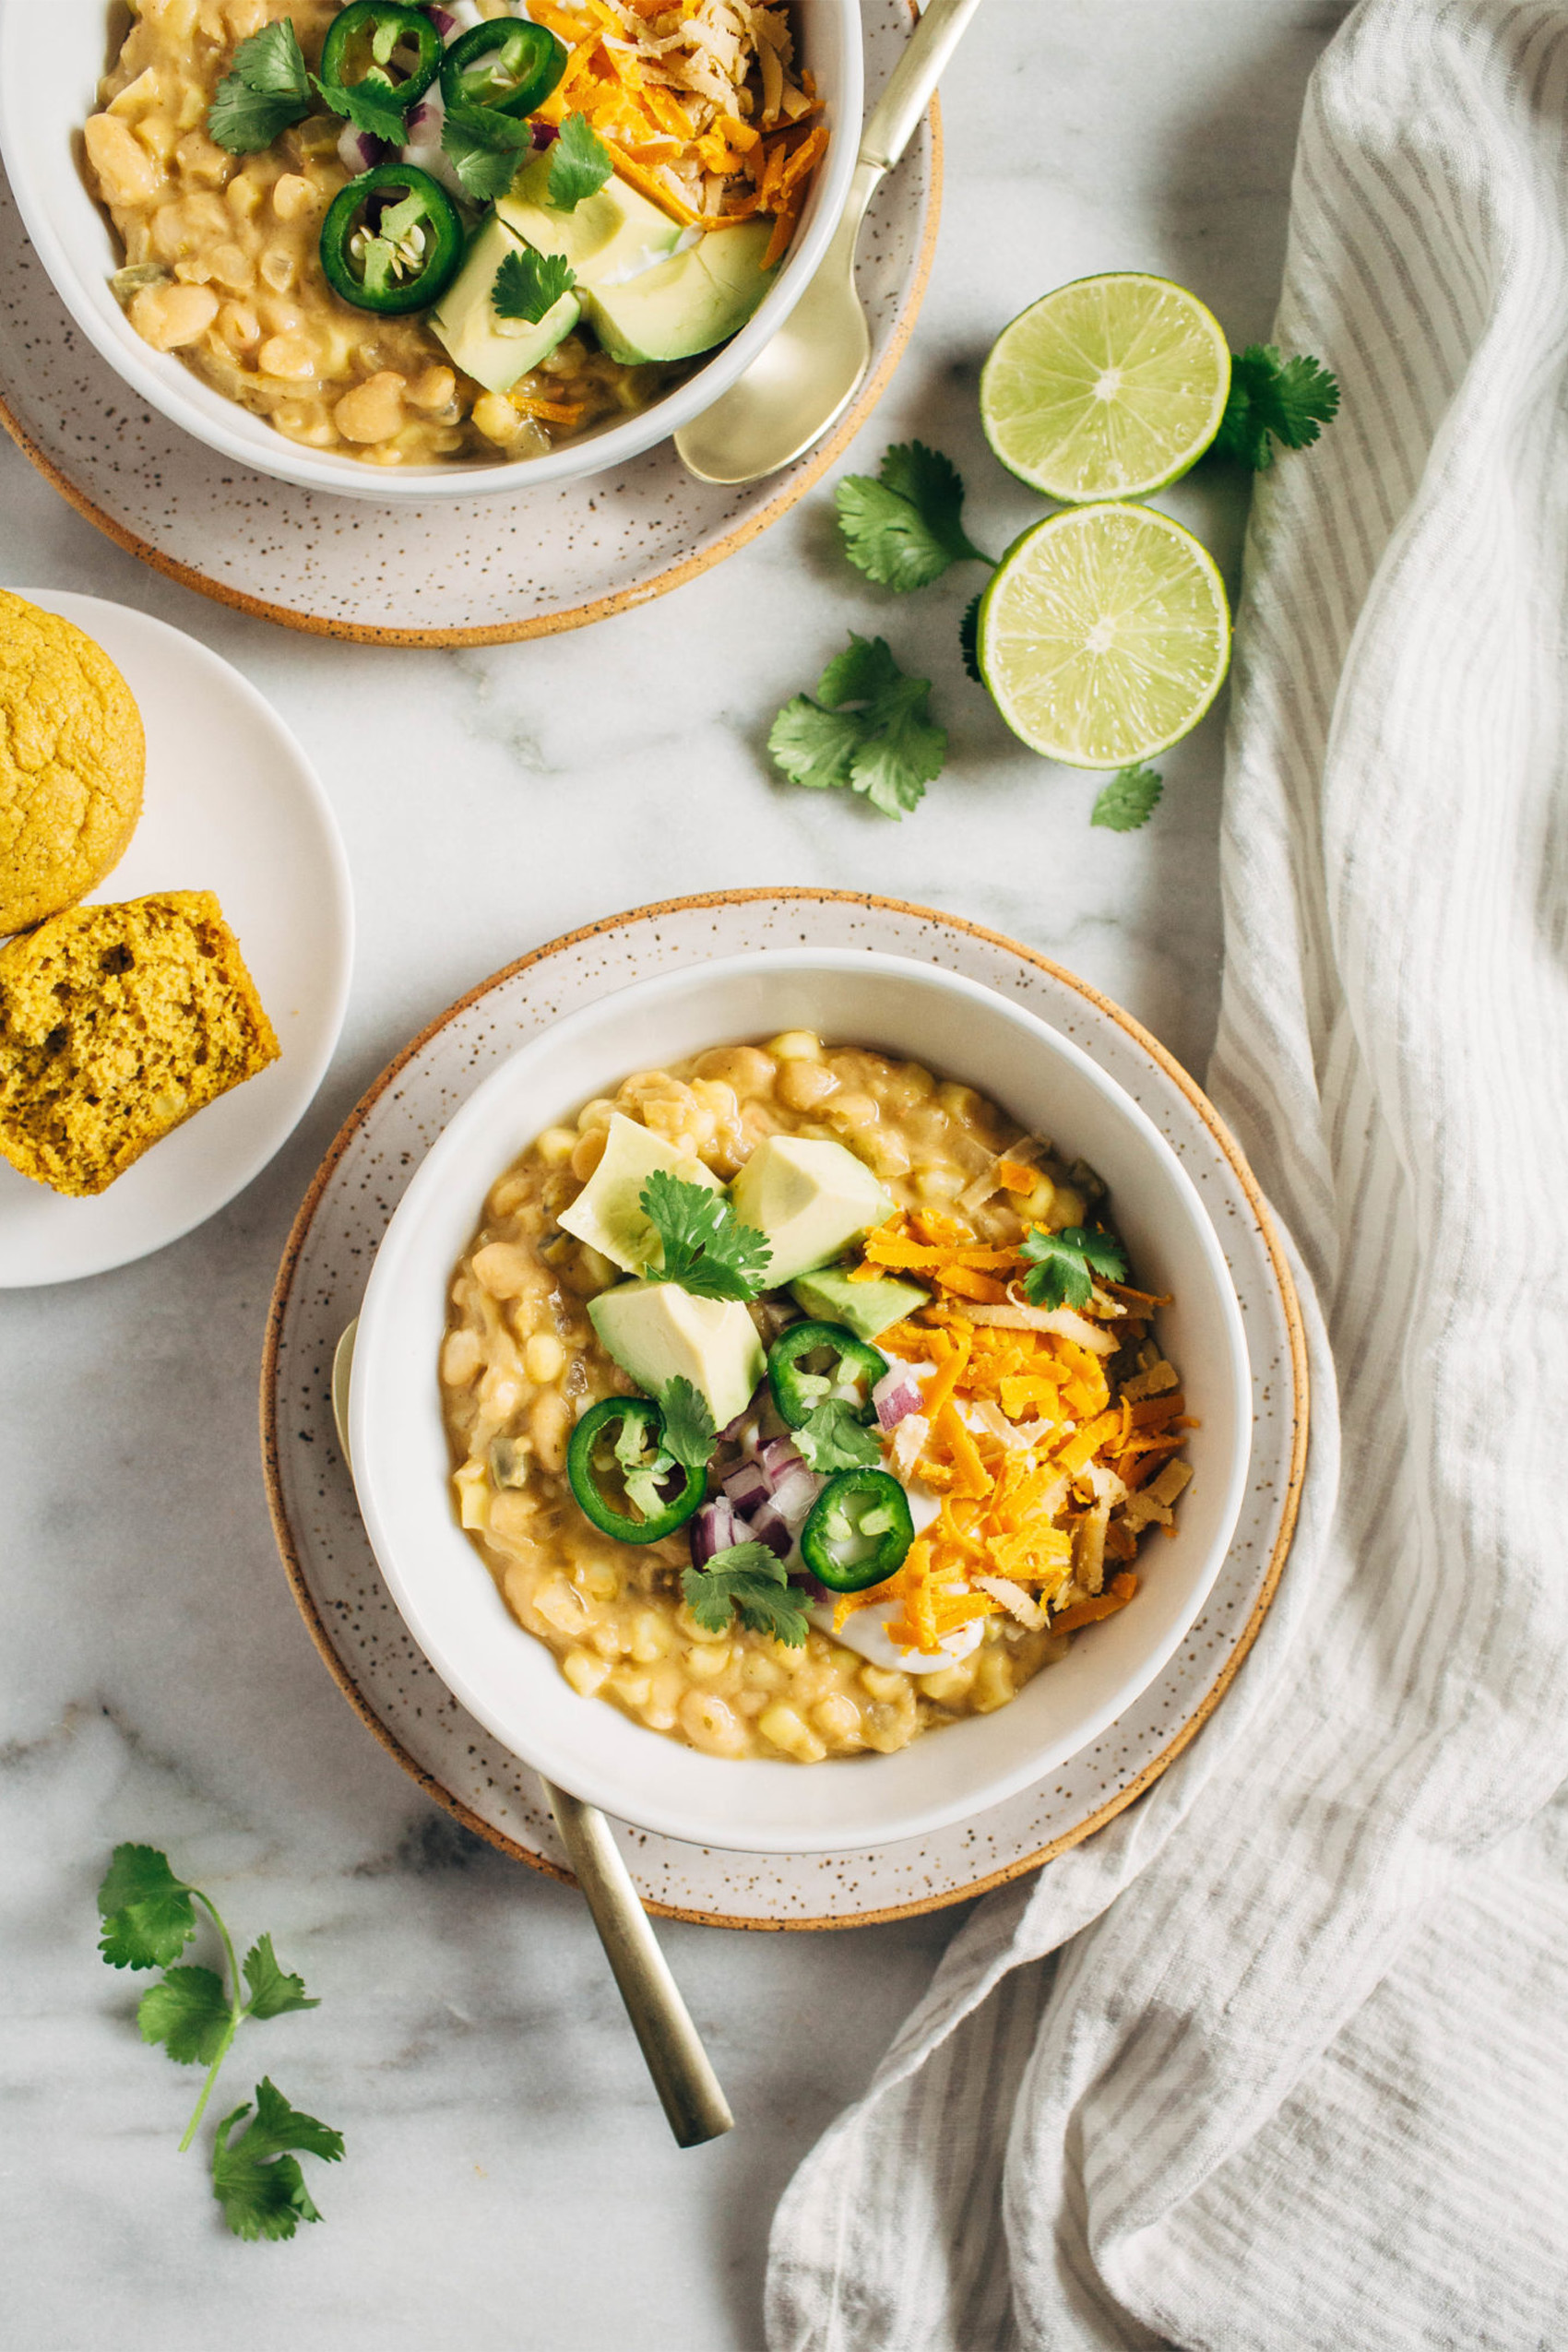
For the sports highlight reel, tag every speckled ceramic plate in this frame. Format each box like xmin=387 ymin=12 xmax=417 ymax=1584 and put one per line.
xmin=1 ymin=588 xmax=352 ymax=1287
xmin=0 ymin=1 xmax=936 ymax=647
xmin=262 ymin=892 xmax=1307 ymax=1928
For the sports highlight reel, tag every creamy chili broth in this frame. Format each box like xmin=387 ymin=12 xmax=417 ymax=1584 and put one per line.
xmin=439 ymin=1035 xmax=1152 ymax=1766
xmin=84 ymin=0 xmax=679 ymax=467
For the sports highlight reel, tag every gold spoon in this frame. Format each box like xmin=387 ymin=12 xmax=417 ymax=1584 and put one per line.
xmin=330 ymin=1321 xmax=733 ymax=2149
xmin=674 ymin=0 xmax=988 ymax=486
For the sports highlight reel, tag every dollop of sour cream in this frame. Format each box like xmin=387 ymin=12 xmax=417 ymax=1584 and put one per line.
xmin=806 ymin=1597 xmax=986 ymax=1675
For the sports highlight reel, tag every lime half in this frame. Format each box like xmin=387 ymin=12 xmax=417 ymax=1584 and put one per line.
xmin=980 ymin=275 xmax=1231 ymax=502
xmin=978 ymin=503 xmax=1230 ymax=767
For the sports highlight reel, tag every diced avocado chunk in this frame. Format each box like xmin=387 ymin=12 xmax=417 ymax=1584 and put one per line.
xmin=582 ymin=218 xmax=775 ymax=364
xmin=497 ymin=156 xmax=682 ymax=286
xmin=789 ymin=1265 xmax=931 ymax=1343
xmin=588 ymin=1281 xmax=765 ymax=1430
xmin=729 ymin=1136 xmax=894 ymax=1289
xmin=428 ymin=214 xmax=579 ymax=395
xmin=557 ymin=1111 xmax=721 ymax=1276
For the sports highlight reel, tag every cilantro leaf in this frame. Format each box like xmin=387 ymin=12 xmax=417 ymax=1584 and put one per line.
xmin=211 ymin=2079 xmax=344 ymax=2243
xmin=547 ymin=111 xmax=613 ymax=210
xmin=207 ymin=21 xmax=313 ymax=153
xmin=639 ymin=1170 xmax=772 ymax=1301
xmin=442 ymin=99 xmax=530 ymax=202
xmin=835 ymin=442 xmax=992 ymax=591
xmin=959 ymin=591 xmax=983 ymax=684
xmin=98 ymin=1845 xmax=196 ymax=1970
xmin=493 ymin=245 xmax=576 ymax=325
xmin=768 ymin=635 xmax=946 ymax=821
xmin=1019 ymin=1224 xmax=1128 ymax=1312
xmin=1091 ymin=766 xmax=1163 ymax=833
xmin=659 ymin=1377 xmax=718 ymax=1472
xmin=1212 ymin=344 xmax=1340 ymax=470
xmin=137 ymin=1966 xmax=232 ymax=2066
xmin=682 ymin=1544 xmax=810 ymax=1647
xmin=243 ymin=1934 xmax=318 ymax=2023
xmin=312 ymin=67 xmax=410 ymax=147
xmin=795 ymin=1398 xmax=882 ymax=1474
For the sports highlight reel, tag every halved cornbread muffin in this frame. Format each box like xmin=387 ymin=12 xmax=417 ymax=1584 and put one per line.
xmin=0 ymin=891 xmax=279 ymax=1196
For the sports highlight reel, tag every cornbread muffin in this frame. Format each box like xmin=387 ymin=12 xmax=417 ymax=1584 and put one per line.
xmin=0 ymin=892 xmax=279 ymax=1196
xmin=0 ymin=590 xmax=146 ymax=936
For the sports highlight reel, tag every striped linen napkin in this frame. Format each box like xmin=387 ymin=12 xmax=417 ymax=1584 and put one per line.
xmin=765 ymin=1 xmax=1568 ymax=2343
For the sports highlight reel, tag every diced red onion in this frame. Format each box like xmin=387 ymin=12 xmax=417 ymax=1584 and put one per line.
xmin=405 ymin=98 xmax=435 ymax=136
xmin=532 ymin=119 xmax=560 ymax=148
xmin=873 ymin=1365 xmax=925 ymax=1431
xmin=339 ymin=123 xmax=386 ymax=174
xmin=721 ymin=1458 xmax=770 ymax=1515
xmin=769 ymin=1465 xmax=822 ymax=1530
xmin=749 ymin=1503 xmax=794 ymax=1560
xmin=689 ymin=1496 xmax=738 ymax=1568
xmin=759 ymin=1434 xmax=803 ymax=1483
xmin=426 ymin=5 xmax=459 ymax=34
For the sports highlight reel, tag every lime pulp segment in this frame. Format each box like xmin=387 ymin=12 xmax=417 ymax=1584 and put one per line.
xmin=978 ymin=503 xmax=1231 ymax=768
xmin=980 ymin=274 xmax=1231 ymax=503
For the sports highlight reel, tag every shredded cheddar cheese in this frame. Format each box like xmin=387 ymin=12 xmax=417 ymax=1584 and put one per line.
xmin=837 ymin=1206 xmax=1192 ymax=1657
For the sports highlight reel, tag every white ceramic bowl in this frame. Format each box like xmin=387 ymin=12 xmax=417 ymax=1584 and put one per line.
xmin=348 ymin=952 xmax=1253 ymax=1854
xmin=0 ymin=1 xmax=861 ymax=503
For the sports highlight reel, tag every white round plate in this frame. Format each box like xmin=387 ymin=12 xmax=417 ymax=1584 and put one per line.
xmin=0 ymin=0 xmax=935 ymax=644
xmin=263 ymin=892 xmax=1307 ymax=1927
xmin=0 ymin=588 xmax=352 ymax=1288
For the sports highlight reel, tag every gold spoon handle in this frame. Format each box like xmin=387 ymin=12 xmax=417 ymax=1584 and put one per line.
xmin=546 ymin=1783 xmax=735 ymax=2147
xmin=859 ymin=0 xmax=990 ymax=177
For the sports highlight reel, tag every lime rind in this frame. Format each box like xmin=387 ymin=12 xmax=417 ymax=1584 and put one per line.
xmin=980 ymin=273 xmax=1231 ymax=504
xmin=977 ymin=504 xmax=1231 ymax=768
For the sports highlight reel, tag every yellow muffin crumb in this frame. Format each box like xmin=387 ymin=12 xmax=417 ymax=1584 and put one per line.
xmin=0 ymin=590 xmax=146 ymax=936
xmin=0 ymin=891 xmax=279 ymax=1196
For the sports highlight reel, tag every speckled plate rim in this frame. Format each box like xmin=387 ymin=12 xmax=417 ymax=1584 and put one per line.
xmin=260 ymin=889 xmax=1309 ymax=1930
xmin=0 ymin=110 xmax=940 ymax=650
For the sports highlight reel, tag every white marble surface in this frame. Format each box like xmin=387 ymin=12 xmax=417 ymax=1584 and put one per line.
xmin=0 ymin=3 xmax=1346 ymax=2341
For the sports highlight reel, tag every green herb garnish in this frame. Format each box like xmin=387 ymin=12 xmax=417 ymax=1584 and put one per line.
xmin=212 ymin=2080 xmax=346 ymax=2244
xmin=958 ymin=590 xmax=983 ymax=684
xmin=835 ymin=442 xmax=993 ymax=591
xmin=1019 ymin=1224 xmax=1128 ymax=1312
xmin=547 ymin=112 xmax=614 ymax=210
xmin=207 ymin=21 xmax=314 ymax=153
xmin=659 ymin=1376 xmax=719 ymax=1470
xmin=638 ymin=1171 xmax=772 ymax=1302
xmin=1212 ymin=344 xmax=1340 ymax=470
xmin=794 ymin=1397 xmax=883 ymax=1474
xmin=442 ymin=100 xmax=530 ymax=201
xmin=97 ymin=1844 xmax=341 ymax=2240
xmin=493 ymin=245 xmax=576 ymax=324
xmin=768 ymin=634 xmax=946 ymax=821
xmin=312 ymin=64 xmax=410 ymax=146
xmin=1091 ymin=765 xmax=1163 ymax=833
xmin=682 ymin=1543 xmax=810 ymax=1645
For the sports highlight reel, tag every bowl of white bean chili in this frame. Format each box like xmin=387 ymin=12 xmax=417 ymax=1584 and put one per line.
xmin=1 ymin=0 xmax=860 ymax=500
xmin=347 ymin=952 xmax=1253 ymax=1853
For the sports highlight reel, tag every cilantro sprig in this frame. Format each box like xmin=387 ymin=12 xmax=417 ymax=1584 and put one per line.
xmin=1091 ymin=765 xmax=1163 ymax=833
xmin=493 ymin=246 xmax=576 ymax=324
xmin=97 ymin=1845 xmax=341 ymax=2239
xmin=639 ymin=1171 xmax=772 ymax=1302
xmin=1019 ymin=1225 xmax=1128 ymax=1312
xmin=547 ymin=112 xmax=614 ymax=210
xmin=313 ymin=63 xmax=410 ymax=146
xmin=682 ymin=1543 xmax=810 ymax=1646
xmin=769 ymin=635 xmax=946 ymax=821
xmin=1213 ymin=345 xmax=1340 ymax=470
xmin=208 ymin=20 xmax=314 ymax=153
xmin=659 ymin=1376 xmax=719 ymax=1470
xmin=794 ymin=1397 xmax=883 ymax=1474
xmin=835 ymin=443 xmax=994 ymax=592
xmin=443 ymin=100 xmax=531 ymax=201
